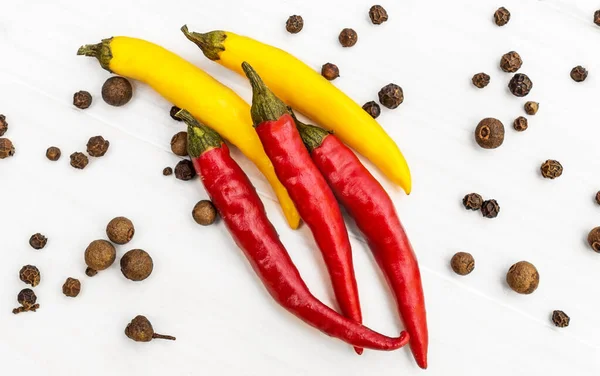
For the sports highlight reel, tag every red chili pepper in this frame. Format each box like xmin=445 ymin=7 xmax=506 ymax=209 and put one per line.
xmin=178 ymin=109 xmax=409 ymax=351
xmin=241 ymin=63 xmax=364 ymax=354
xmin=294 ymin=116 xmax=428 ymax=369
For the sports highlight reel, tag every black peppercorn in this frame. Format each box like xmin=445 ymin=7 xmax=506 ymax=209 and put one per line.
xmin=46 ymin=146 xmax=61 ymax=161
xmin=170 ymin=106 xmax=182 ymax=121
xmin=595 ymin=10 xmax=600 ymax=26
xmin=463 ymin=193 xmax=483 ymax=211
xmin=570 ymin=66 xmax=588 ymax=82
xmin=500 ymin=51 xmax=522 ymax=73
xmin=125 ymin=315 xmax=176 ymax=342
xmin=175 ymin=159 xmax=196 ymax=181
xmin=73 ymin=91 xmax=92 ymax=109
xmin=0 ymin=138 xmax=15 ymax=159
xmin=494 ymin=7 xmax=510 ymax=26
xmin=87 ymin=136 xmax=110 ymax=157
xmin=84 ymin=240 xmax=116 ymax=275
xmin=29 ymin=233 xmax=47 ymax=250
xmin=451 ymin=252 xmax=475 ymax=276
xmin=472 ymin=73 xmax=490 ymax=88
xmin=378 ymin=84 xmax=404 ymax=109
xmin=524 ymin=101 xmax=539 ymax=115
xmin=339 ymin=28 xmax=358 ymax=47
xmin=587 ymin=227 xmax=600 ymax=253
xmin=508 ymin=73 xmax=533 ymax=97
xmin=321 ymin=63 xmax=340 ymax=81
xmin=170 ymin=131 xmax=188 ymax=156
xmin=369 ymin=5 xmax=389 ymax=25
xmin=362 ymin=101 xmax=381 ymax=119
xmin=192 ymin=200 xmax=218 ymax=225
xmin=513 ymin=116 xmax=528 ymax=132
xmin=551 ymin=310 xmax=570 ymax=328
xmin=0 ymin=114 xmax=7 ymax=137
xmin=595 ymin=191 xmax=600 ymax=206
xmin=163 ymin=167 xmax=173 ymax=176
xmin=62 ymin=277 xmax=81 ymax=297
xmin=106 ymin=216 xmax=135 ymax=245
xmin=286 ymin=15 xmax=304 ymax=34
xmin=540 ymin=160 xmax=563 ymax=179
xmin=120 ymin=249 xmax=154 ymax=281
xmin=481 ymin=199 xmax=500 ymax=218
xmin=102 ymin=76 xmax=133 ymax=106
xmin=13 ymin=288 xmax=39 ymax=314
xmin=475 ymin=118 xmax=504 ymax=149
xmin=70 ymin=152 xmax=88 ymax=169
xmin=506 ymin=261 xmax=539 ymax=294
xmin=19 ymin=265 xmax=41 ymax=287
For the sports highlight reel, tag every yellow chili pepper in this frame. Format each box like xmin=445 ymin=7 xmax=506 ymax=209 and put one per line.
xmin=181 ymin=26 xmax=412 ymax=194
xmin=77 ymin=37 xmax=300 ymax=228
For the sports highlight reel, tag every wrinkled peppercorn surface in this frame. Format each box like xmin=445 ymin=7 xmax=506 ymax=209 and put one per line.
xmin=494 ymin=7 xmax=510 ymax=26
xmin=46 ymin=146 xmax=61 ymax=161
xmin=481 ymin=199 xmax=500 ymax=218
xmin=472 ymin=73 xmax=490 ymax=88
xmin=19 ymin=265 xmax=41 ymax=287
xmin=339 ymin=28 xmax=358 ymax=47
xmin=286 ymin=15 xmax=304 ymax=34
xmin=70 ymin=152 xmax=89 ymax=169
xmin=570 ymin=66 xmax=588 ymax=82
xmin=378 ymin=84 xmax=404 ymax=109
xmin=524 ymin=101 xmax=539 ymax=115
xmin=362 ymin=101 xmax=381 ymax=119
xmin=163 ymin=167 xmax=173 ymax=176
xmin=500 ymin=51 xmax=522 ymax=73
xmin=87 ymin=136 xmax=110 ymax=157
xmin=508 ymin=73 xmax=533 ymax=97
xmin=540 ymin=160 xmax=563 ymax=179
xmin=0 ymin=115 xmax=7 ymax=136
xmin=369 ymin=5 xmax=389 ymax=25
xmin=0 ymin=138 xmax=15 ymax=159
xmin=321 ymin=63 xmax=340 ymax=81
xmin=175 ymin=159 xmax=196 ymax=181
xmin=29 ymin=233 xmax=47 ymax=250
xmin=73 ymin=91 xmax=92 ymax=109
xmin=513 ymin=116 xmax=528 ymax=132
xmin=552 ymin=310 xmax=570 ymax=328
xmin=62 ymin=278 xmax=81 ymax=297
xmin=463 ymin=193 xmax=483 ymax=210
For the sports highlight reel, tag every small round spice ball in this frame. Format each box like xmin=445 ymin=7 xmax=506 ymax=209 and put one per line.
xmin=508 ymin=73 xmax=533 ymax=97
xmin=175 ymin=159 xmax=196 ymax=181
xmin=494 ymin=7 xmax=510 ymax=26
xmin=62 ymin=277 xmax=81 ymax=297
xmin=339 ymin=28 xmax=358 ymax=47
xmin=362 ymin=101 xmax=381 ymax=119
xmin=19 ymin=265 xmax=41 ymax=287
xmin=378 ymin=84 xmax=404 ymax=109
xmin=13 ymin=288 xmax=39 ymax=314
xmin=120 ymin=249 xmax=154 ymax=281
xmin=0 ymin=114 xmax=7 ymax=137
xmin=321 ymin=63 xmax=340 ymax=81
xmin=524 ymin=101 xmax=539 ymax=115
xmin=46 ymin=146 xmax=61 ymax=161
xmin=286 ymin=15 xmax=304 ymax=34
xmin=169 ymin=106 xmax=182 ymax=121
xmin=125 ymin=315 xmax=176 ymax=342
xmin=475 ymin=118 xmax=504 ymax=149
xmin=29 ymin=233 xmax=47 ymax=250
xmin=87 ymin=136 xmax=110 ymax=157
xmin=552 ymin=310 xmax=570 ymax=328
xmin=101 ymin=76 xmax=133 ymax=106
xmin=481 ymin=199 xmax=500 ymax=218
xmin=570 ymin=66 xmax=588 ymax=82
xmin=595 ymin=191 xmax=600 ymax=206
xmin=163 ymin=167 xmax=173 ymax=176
xmin=106 ymin=216 xmax=135 ymax=245
xmin=506 ymin=261 xmax=539 ymax=294
xmin=84 ymin=240 xmax=116 ymax=275
xmin=73 ymin=90 xmax=92 ymax=109
xmin=450 ymin=252 xmax=475 ymax=276
xmin=463 ymin=193 xmax=483 ymax=211
xmin=595 ymin=10 xmax=600 ymax=26
xmin=587 ymin=227 xmax=600 ymax=253
xmin=70 ymin=152 xmax=89 ymax=169
xmin=369 ymin=5 xmax=389 ymax=25
xmin=472 ymin=72 xmax=490 ymax=88
xmin=170 ymin=131 xmax=188 ymax=156
xmin=0 ymin=138 xmax=15 ymax=159
xmin=540 ymin=160 xmax=563 ymax=179
xmin=513 ymin=116 xmax=528 ymax=132
xmin=500 ymin=51 xmax=522 ymax=73
xmin=192 ymin=200 xmax=218 ymax=226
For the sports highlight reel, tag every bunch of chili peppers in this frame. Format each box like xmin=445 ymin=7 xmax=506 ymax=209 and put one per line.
xmin=178 ymin=64 xmax=428 ymax=369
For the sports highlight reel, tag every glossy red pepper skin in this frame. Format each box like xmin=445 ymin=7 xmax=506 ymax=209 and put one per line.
xmin=310 ymin=134 xmax=428 ymax=369
xmin=254 ymin=114 xmax=363 ymax=349
xmin=191 ymin=142 xmax=409 ymax=350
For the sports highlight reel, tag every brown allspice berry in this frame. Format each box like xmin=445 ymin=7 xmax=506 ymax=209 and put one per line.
xmin=121 ymin=249 xmax=154 ymax=281
xmin=378 ymin=84 xmax=404 ymax=109
xmin=506 ymin=261 xmax=539 ymax=294
xmin=170 ymin=131 xmax=188 ymax=156
xmin=87 ymin=136 xmax=110 ymax=157
xmin=46 ymin=146 xmax=61 ymax=161
xmin=321 ymin=63 xmax=340 ymax=81
xmin=286 ymin=15 xmax=304 ymax=34
xmin=62 ymin=277 xmax=81 ymax=297
xmin=595 ymin=191 xmax=600 ymax=206
xmin=475 ymin=118 xmax=504 ymax=149
xmin=463 ymin=193 xmax=483 ymax=211
xmin=362 ymin=101 xmax=381 ymax=119
xmin=0 ymin=138 xmax=15 ymax=159
xmin=193 ymin=200 xmax=218 ymax=226
xmin=106 ymin=216 xmax=135 ymax=245
xmin=70 ymin=152 xmax=89 ymax=169
xmin=513 ymin=116 xmax=528 ymax=132
xmin=170 ymin=106 xmax=182 ymax=121
xmin=19 ymin=265 xmax=41 ymax=287
xmin=494 ymin=7 xmax=510 ymax=26
xmin=29 ymin=233 xmax=47 ymax=250
xmin=73 ymin=91 xmax=92 ymax=109
xmin=552 ymin=310 xmax=570 ymax=328
xmin=500 ymin=51 xmax=522 ymax=73
xmin=472 ymin=73 xmax=490 ymax=88
xmin=508 ymin=73 xmax=533 ymax=97
xmin=339 ymin=28 xmax=358 ymax=47
xmin=0 ymin=114 xmax=7 ymax=136
xmin=175 ymin=159 xmax=196 ymax=181
xmin=524 ymin=101 xmax=539 ymax=115
xmin=102 ymin=76 xmax=133 ymax=106
xmin=84 ymin=240 xmax=116 ymax=275
xmin=125 ymin=315 xmax=176 ymax=342
xmin=540 ymin=160 xmax=563 ymax=179
xmin=12 ymin=288 xmax=39 ymax=314
xmin=163 ymin=167 xmax=173 ymax=176
xmin=481 ymin=199 xmax=500 ymax=218
xmin=587 ymin=227 xmax=600 ymax=253
xmin=451 ymin=252 xmax=475 ymax=276
xmin=595 ymin=10 xmax=600 ymax=26
xmin=369 ymin=5 xmax=389 ymax=25
xmin=570 ymin=66 xmax=588 ymax=82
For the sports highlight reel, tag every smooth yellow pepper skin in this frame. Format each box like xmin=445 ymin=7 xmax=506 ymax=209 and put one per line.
xmin=77 ymin=37 xmax=300 ymax=228
xmin=182 ymin=27 xmax=412 ymax=194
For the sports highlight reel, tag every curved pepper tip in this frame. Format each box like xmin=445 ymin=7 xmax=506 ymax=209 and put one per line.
xmin=353 ymin=347 xmax=363 ymax=355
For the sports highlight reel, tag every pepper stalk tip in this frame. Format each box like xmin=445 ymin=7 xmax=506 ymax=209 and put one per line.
xmin=180 ymin=25 xmax=226 ymax=61
xmin=242 ymin=62 xmax=289 ymax=126
xmin=175 ymin=109 xmax=223 ymax=158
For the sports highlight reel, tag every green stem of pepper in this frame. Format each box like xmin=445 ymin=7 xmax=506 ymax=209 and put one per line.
xmin=180 ymin=25 xmax=226 ymax=61
xmin=175 ymin=109 xmax=223 ymax=157
xmin=77 ymin=38 xmax=114 ymax=72
xmin=289 ymin=110 xmax=331 ymax=153
xmin=242 ymin=62 xmax=289 ymax=127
